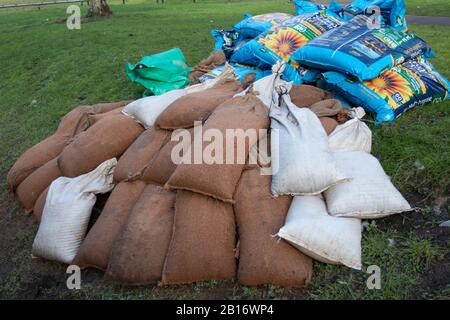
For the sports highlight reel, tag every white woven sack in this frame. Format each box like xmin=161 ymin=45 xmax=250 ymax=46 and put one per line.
xmin=122 ymin=65 xmax=237 ymax=128
xmin=328 ymin=107 xmax=372 ymax=153
xmin=324 ymin=151 xmax=412 ymax=219
xmin=32 ymin=158 xmax=117 ymax=264
xmin=251 ymin=61 xmax=289 ymax=109
xmin=278 ymin=195 xmax=362 ymax=270
xmin=234 ymin=61 xmax=289 ymax=106
xmin=122 ymin=89 xmax=186 ymax=129
xmin=270 ymin=92 xmax=348 ymax=196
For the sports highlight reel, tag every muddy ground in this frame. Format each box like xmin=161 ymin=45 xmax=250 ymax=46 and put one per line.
xmin=0 ymin=188 xmax=448 ymax=300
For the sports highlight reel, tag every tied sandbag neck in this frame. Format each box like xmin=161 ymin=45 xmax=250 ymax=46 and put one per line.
xmin=266 ymin=61 xmax=288 ymax=112
xmin=273 ymin=85 xmax=290 ymax=110
xmin=236 ymin=61 xmax=287 ymax=105
xmin=348 ymin=107 xmax=381 ymax=126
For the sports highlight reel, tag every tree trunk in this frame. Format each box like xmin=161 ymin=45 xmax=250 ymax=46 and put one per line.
xmin=87 ymin=0 xmax=112 ymax=18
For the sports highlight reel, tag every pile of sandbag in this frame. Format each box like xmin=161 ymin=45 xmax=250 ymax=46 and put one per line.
xmin=102 ymin=67 xmax=314 ymax=287
xmin=272 ymin=90 xmax=411 ymax=269
xmin=7 ymin=0 xmax=428 ymax=290
xmin=10 ymin=66 xmax=312 ymax=288
xmin=8 ymin=100 xmax=133 ymax=216
xmin=10 ymin=62 xmax=411 ymax=288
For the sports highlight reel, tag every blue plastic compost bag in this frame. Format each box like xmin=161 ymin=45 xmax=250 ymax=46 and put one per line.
xmin=198 ymin=63 xmax=271 ymax=83
xmin=316 ymin=79 xmax=354 ymax=109
xmin=332 ymin=93 xmax=354 ymax=109
xmin=213 ymin=29 xmax=265 ymax=68
xmin=230 ymin=11 xmax=344 ymax=84
xmin=211 ymin=29 xmax=242 ymax=59
xmin=322 ymin=56 xmax=450 ymax=123
xmin=329 ymin=0 xmax=408 ymax=32
xmin=233 ymin=12 xmax=294 ymax=42
xmin=292 ymin=15 xmax=434 ymax=81
xmin=231 ymin=11 xmax=343 ymax=66
xmin=212 ymin=12 xmax=294 ymax=61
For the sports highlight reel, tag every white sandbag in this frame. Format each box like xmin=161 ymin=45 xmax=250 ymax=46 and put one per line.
xmin=122 ymin=66 xmax=237 ymax=128
xmin=328 ymin=107 xmax=372 ymax=153
xmin=270 ymin=91 xmax=348 ymax=196
xmin=278 ymin=195 xmax=362 ymax=270
xmin=234 ymin=61 xmax=289 ymax=109
xmin=324 ymin=151 xmax=412 ymax=219
xmin=122 ymin=89 xmax=186 ymax=129
xmin=32 ymin=158 xmax=116 ymax=264
xmin=251 ymin=62 xmax=288 ymax=109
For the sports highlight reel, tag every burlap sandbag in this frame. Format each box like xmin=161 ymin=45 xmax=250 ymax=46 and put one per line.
xmin=87 ymin=107 xmax=124 ymax=126
xmin=156 ymin=79 xmax=242 ymax=129
xmin=141 ymin=128 xmax=194 ymax=186
xmin=166 ymin=94 xmax=269 ymax=203
xmin=161 ymin=190 xmax=236 ymax=285
xmin=56 ymin=105 xmax=93 ymax=137
xmin=73 ymin=180 xmax=146 ymax=271
xmin=247 ymin=130 xmax=271 ymax=170
xmin=113 ymin=127 xmax=170 ymax=182
xmin=290 ymin=85 xmax=333 ymax=108
xmin=16 ymin=158 xmax=62 ymax=213
xmin=336 ymin=108 xmax=350 ymax=124
xmin=7 ymin=135 xmax=67 ymax=192
xmin=58 ymin=114 xmax=144 ymax=178
xmin=188 ymin=50 xmax=226 ymax=84
xmin=309 ymin=99 xmax=342 ymax=118
xmin=7 ymin=105 xmax=91 ymax=191
xmin=55 ymin=100 xmax=132 ymax=136
xmin=7 ymin=102 xmax=131 ymax=191
xmin=105 ymin=184 xmax=175 ymax=285
xmin=33 ymin=186 xmax=49 ymax=223
xmin=234 ymin=168 xmax=313 ymax=287
xmin=89 ymin=100 xmax=133 ymax=114
xmin=84 ymin=100 xmax=133 ymax=127
xmin=320 ymin=117 xmax=339 ymax=135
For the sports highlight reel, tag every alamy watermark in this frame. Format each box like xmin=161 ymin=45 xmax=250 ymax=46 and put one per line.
xmin=366 ymin=265 xmax=381 ymax=290
xmin=66 ymin=265 xmax=81 ymax=290
xmin=66 ymin=5 xmax=81 ymax=30
xmin=366 ymin=6 xmax=382 ymax=30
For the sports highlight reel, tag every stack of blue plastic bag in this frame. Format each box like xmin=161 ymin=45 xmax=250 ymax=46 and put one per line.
xmin=205 ymin=0 xmax=449 ymax=124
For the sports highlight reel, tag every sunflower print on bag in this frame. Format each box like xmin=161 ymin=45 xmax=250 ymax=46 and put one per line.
xmin=259 ymin=28 xmax=308 ymax=61
xmin=364 ymin=70 xmax=415 ymax=109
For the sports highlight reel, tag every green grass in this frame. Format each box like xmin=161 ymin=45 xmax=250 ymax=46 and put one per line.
xmin=1 ymin=1 xmax=449 ymax=197
xmin=0 ymin=0 xmax=449 ymax=300
xmin=0 ymin=0 xmax=295 ymax=178
xmin=2 ymin=219 xmax=445 ymax=300
xmin=407 ymin=0 xmax=450 ymax=17
xmin=1 ymin=0 xmax=449 ymax=16
xmin=310 ymin=225 xmax=444 ymax=300
xmin=372 ymin=25 xmax=450 ymax=198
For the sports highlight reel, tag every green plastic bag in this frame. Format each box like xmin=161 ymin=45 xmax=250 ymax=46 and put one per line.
xmin=125 ymin=48 xmax=191 ymax=96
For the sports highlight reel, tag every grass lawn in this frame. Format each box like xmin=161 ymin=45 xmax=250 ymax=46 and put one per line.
xmin=0 ymin=0 xmax=450 ymax=16
xmin=407 ymin=0 xmax=450 ymax=17
xmin=0 ymin=0 xmax=449 ymax=300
